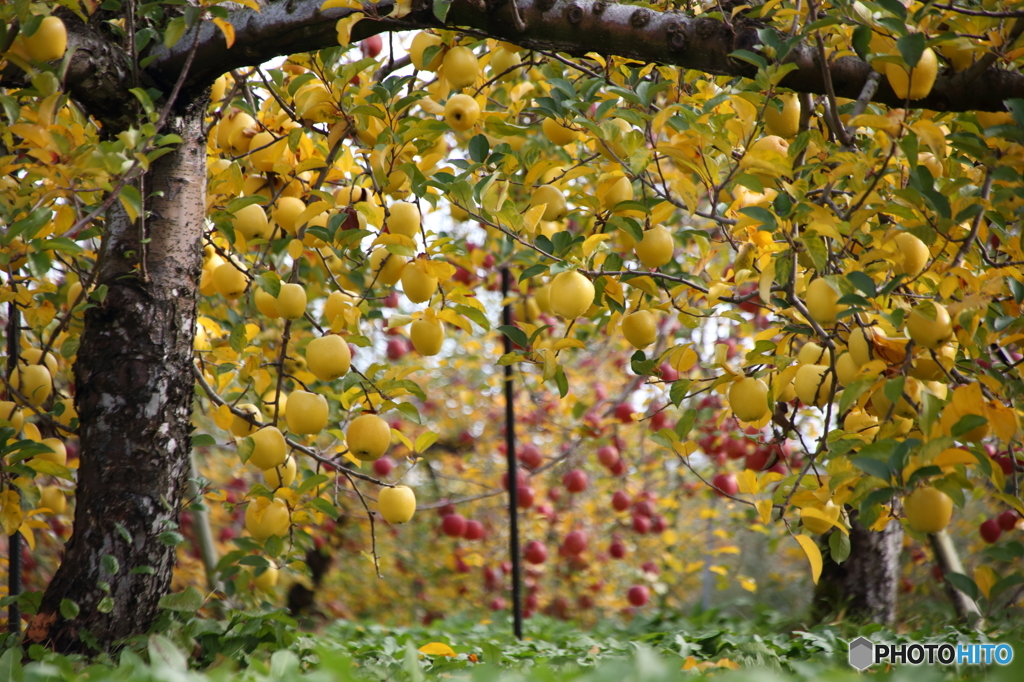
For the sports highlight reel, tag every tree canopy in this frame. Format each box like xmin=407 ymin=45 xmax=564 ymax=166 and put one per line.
xmin=1 ymin=0 xmax=1023 ymax=652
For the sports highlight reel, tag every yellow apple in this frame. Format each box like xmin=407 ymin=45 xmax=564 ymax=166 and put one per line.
xmin=401 ymin=259 xmax=439 ymax=304
xmin=247 ymin=426 xmax=287 ymax=470
xmin=886 ymin=47 xmax=938 ymax=100
xmin=39 ymin=485 xmax=66 ymax=515
xmin=542 ymin=118 xmax=580 ymax=146
xmin=549 ymin=271 xmax=595 ymax=320
xmin=869 ymin=377 xmax=921 ymax=419
xmin=378 ymin=485 xmax=416 ymax=524
xmin=305 ymin=334 xmax=352 ymax=382
xmin=410 ymin=32 xmax=444 ymax=71
xmin=245 ymin=497 xmax=290 ymax=541
xmin=903 ymin=486 xmax=952 ymax=533
xmin=797 ymin=341 xmax=828 ymax=366
xmin=444 ymin=94 xmax=481 ymax=132
xmin=892 ymin=232 xmax=929 ymax=278
xmin=530 ymin=185 xmax=568 ymax=222
xmin=410 ymin=318 xmax=444 ymax=356
xmin=489 ymin=47 xmax=522 ymax=81
xmin=347 ymin=413 xmax=391 ymax=461
xmin=621 ymin=310 xmax=656 ymax=349
xmin=275 ymin=283 xmax=307 ymax=320
xmin=24 ymin=16 xmax=67 ymax=62
xmin=0 ymin=401 xmax=24 ymax=431
xmin=368 ymin=249 xmax=407 ymax=286
xmin=595 ymin=118 xmax=631 ymax=160
xmin=254 ymin=287 xmax=281 ymax=318
xmin=910 ymin=344 xmax=956 ymax=381
xmin=21 ymin=348 xmax=59 ymax=376
xmin=844 ymin=409 xmax=879 ymax=441
xmin=805 ymin=278 xmax=845 ymax=326
xmin=264 ymin=456 xmax=297 ymax=489
xmin=216 ymin=110 xmax=256 ymax=152
xmin=835 ymin=352 xmax=860 ymax=386
xmin=729 ymin=377 xmax=770 ymax=422
xmin=248 ymin=131 xmax=290 ymax=173
xmin=602 ymin=176 xmax=634 ymax=211
xmin=634 ymin=224 xmax=674 ymax=269
xmin=387 ymin=202 xmax=420 ymax=238
xmin=848 ymin=327 xmax=878 ymax=368
xmin=906 ymin=302 xmax=953 ymax=350
xmin=764 ymin=93 xmax=801 ymax=138
xmin=272 ymin=197 xmax=306 ymax=235
xmin=252 ymin=566 xmax=279 ymax=591
xmin=13 ymin=364 xmax=51 ymax=405
xmin=794 ymin=364 xmax=834 ymax=407
xmin=231 ymin=403 xmax=263 ymax=437
xmin=35 ymin=437 xmax=67 ymax=467
xmin=323 ymin=291 xmax=355 ymax=325
xmin=285 ymin=390 xmax=328 ymax=435
xmin=213 ymin=262 xmax=248 ymax=299
xmin=443 ymin=46 xmax=479 ymax=89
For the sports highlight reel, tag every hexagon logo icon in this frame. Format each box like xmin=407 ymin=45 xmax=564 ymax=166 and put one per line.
xmin=848 ymin=637 xmax=874 ymax=670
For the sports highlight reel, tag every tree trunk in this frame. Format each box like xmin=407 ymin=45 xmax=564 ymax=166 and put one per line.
xmin=811 ymin=513 xmax=903 ymax=626
xmin=32 ymin=100 xmax=206 ymax=653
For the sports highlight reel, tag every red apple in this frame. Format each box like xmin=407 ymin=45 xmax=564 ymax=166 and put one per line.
xmin=641 ymin=560 xmax=659 ymax=575
xmin=372 ymin=456 xmax=394 ymax=477
xmin=563 ymin=469 xmax=588 ymax=493
xmin=658 ymin=362 xmax=679 ymax=382
xmin=611 ymin=490 xmax=630 ymax=512
xmin=597 ymin=445 xmax=620 ymax=468
xmin=609 ymin=459 xmax=627 ymax=476
xmin=518 ymin=444 xmax=543 ymax=469
xmin=627 ymin=585 xmax=649 ymax=606
xmin=614 ymin=403 xmax=635 ymax=423
xmin=464 ymin=519 xmax=485 ymax=540
xmin=609 ymin=541 xmax=626 ymax=559
xmin=980 ymin=518 xmax=1002 ymax=544
xmin=998 ymin=510 xmax=1018 ymax=532
xmin=489 ymin=597 xmax=507 ymax=611
xmin=386 ymin=338 xmax=407 ymax=360
xmin=711 ymin=472 xmax=738 ymax=498
xmin=360 ymin=35 xmax=383 ymax=58
xmin=650 ymin=514 xmax=667 ymax=533
xmin=632 ymin=514 xmax=651 ymax=534
xmin=563 ymin=530 xmax=587 ymax=555
xmin=524 ymin=540 xmax=547 ymax=564
xmin=517 ymin=485 xmax=535 ymax=509
xmin=441 ymin=514 xmax=467 ymax=537
xmin=502 ymin=470 xmax=528 ymax=490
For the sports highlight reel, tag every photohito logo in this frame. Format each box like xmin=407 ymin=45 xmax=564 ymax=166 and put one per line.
xmin=848 ymin=637 xmax=1014 ymax=670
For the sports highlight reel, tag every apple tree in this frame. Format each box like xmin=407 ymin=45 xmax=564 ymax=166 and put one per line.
xmin=1 ymin=0 xmax=1023 ymax=652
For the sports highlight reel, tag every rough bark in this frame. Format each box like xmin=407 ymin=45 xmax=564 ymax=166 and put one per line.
xmin=31 ymin=99 xmax=206 ymax=653
xmin=812 ymin=512 xmax=903 ymax=626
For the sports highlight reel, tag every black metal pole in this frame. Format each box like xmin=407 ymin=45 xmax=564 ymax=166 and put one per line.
xmin=6 ymin=289 xmax=21 ymax=634
xmin=500 ymin=267 xmax=523 ymax=639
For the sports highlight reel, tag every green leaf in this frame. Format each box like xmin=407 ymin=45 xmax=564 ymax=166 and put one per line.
xmin=308 ymin=497 xmax=339 ymax=520
xmin=497 ymin=325 xmax=529 ymax=350
xmin=829 ymin=529 xmax=851 ymax=564
xmin=433 ymin=0 xmax=452 ymax=22
xmin=944 ymin=571 xmax=980 ymax=602
xmin=297 ymin=474 xmax=330 ymax=495
xmin=59 ymin=599 xmax=80 ymax=619
xmin=191 ymin=434 xmax=216 ymax=448
xmin=158 ymin=531 xmax=184 ymax=547
xmin=97 ymin=596 xmax=115 ymax=614
xmin=851 ymin=456 xmax=892 ymax=482
xmin=237 ymin=436 xmax=255 ymax=465
xmin=896 ymin=32 xmax=926 ymax=69
xmin=846 ymin=271 xmax=877 ymax=298
xmin=951 ymin=414 xmax=988 ymax=438
xmin=130 ymin=566 xmax=155 ymax=575
xmin=264 ymin=534 xmax=283 ymax=558
xmin=674 ymin=408 xmax=697 ymax=440
xmin=669 ymin=378 xmax=692 ymax=407
xmin=468 ymin=134 xmax=489 ymax=164
xmin=228 ymin=322 xmax=247 ymax=354
xmin=157 ymin=586 xmax=203 ymax=612
xmin=256 ymin=271 xmax=281 ymax=298
xmin=102 ymin=555 xmax=120 ymax=575
xmin=519 ymin=263 xmax=548 ymax=283
xmin=554 ymin=366 xmax=569 ymax=398
xmin=163 ymin=16 xmax=186 ymax=48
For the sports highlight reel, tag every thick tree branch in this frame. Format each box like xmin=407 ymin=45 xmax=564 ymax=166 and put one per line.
xmin=138 ymin=0 xmax=1022 ymax=116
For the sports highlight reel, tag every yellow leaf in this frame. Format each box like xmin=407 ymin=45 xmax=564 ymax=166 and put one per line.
xmin=793 ymin=533 xmax=823 ymax=584
xmin=553 ymin=338 xmax=586 ymax=351
xmin=335 ymin=14 xmax=363 ymax=47
xmin=974 ymin=565 xmax=998 ymax=600
xmin=755 ymin=499 xmax=773 ymax=524
xmin=934 ymin=448 xmax=977 ymax=467
xmin=414 ymin=431 xmax=438 ymax=453
xmin=627 ymin=276 xmax=660 ymax=298
xmin=18 ymin=523 xmax=34 ymax=550
xmin=233 ymin=0 xmax=262 ymax=10
xmin=582 ymin=233 xmax=611 ymax=258
xmin=737 ymin=469 xmax=759 ymax=495
xmin=759 ymin=258 xmax=776 ymax=304
xmin=214 ymin=403 xmax=234 ymax=431
xmin=322 ymin=0 xmax=363 ymax=8
xmin=392 ymin=428 xmax=413 ymax=451
xmin=212 ymin=18 xmax=235 ymax=48
xmin=437 ymin=308 xmax=472 ymax=333
xmin=419 ymin=642 xmax=456 ymax=657
xmin=672 ymin=440 xmax=698 ymax=457
xmin=0 ymin=490 xmax=24 ymax=537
